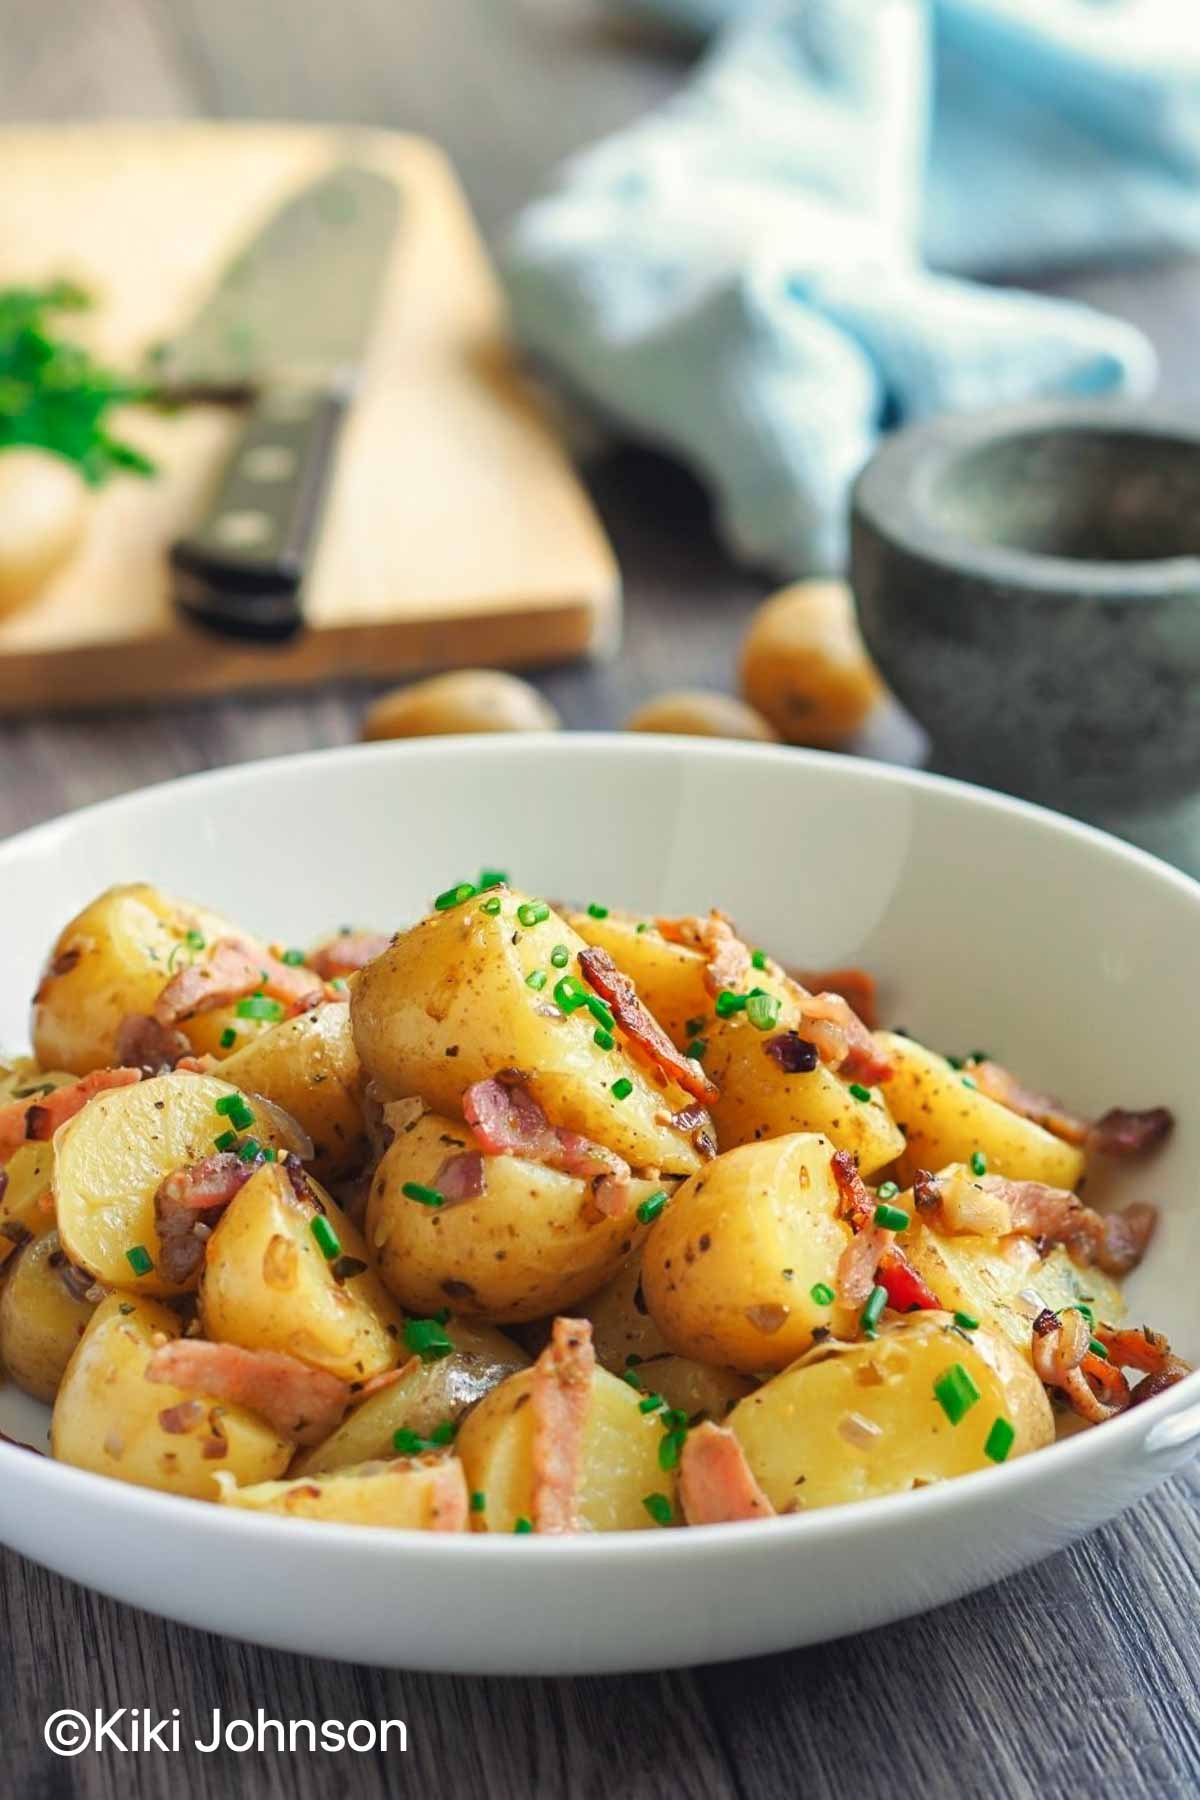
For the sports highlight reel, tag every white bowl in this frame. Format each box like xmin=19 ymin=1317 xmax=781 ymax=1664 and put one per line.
xmin=1 ymin=735 xmax=1197 ymax=1675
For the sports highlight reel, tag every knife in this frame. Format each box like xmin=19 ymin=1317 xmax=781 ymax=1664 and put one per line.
xmin=151 ymin=163 xmax=401 ymax=642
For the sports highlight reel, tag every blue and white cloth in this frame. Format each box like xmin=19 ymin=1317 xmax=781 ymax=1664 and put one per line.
xmin=503 ymin=1 xmax=1199 ymax=573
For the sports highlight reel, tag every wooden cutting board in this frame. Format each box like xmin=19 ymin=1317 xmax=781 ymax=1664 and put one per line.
xmin=0 ymin=122 xmax=619 ymax=713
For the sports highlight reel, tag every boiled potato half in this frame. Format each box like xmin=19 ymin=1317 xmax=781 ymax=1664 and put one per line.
xmin=54 ymin=1071 xmax=301 ymax=1298
xmin=367 ymin=1110 xmax=655 ymax=1323
xmin=457 ymin=1360 xmax=671 ymax=1532
xmin=876 ymin=1032 xmax=1085 ymax=1190
xmin=563 ymin=910 xmax=710 ymax=1050
xmin=0 ymin=1229 xmax=99 ymax=1403
xmin=641 ymin=1133 xmax=853 ymax=1374
xmin=52 ymin=1294 xmax=292 ymax=1499
xmin=352 ymin=888 xmax=708 ymax=1175
xmin=729 ymin=1312 xmax=1053 ymax=1511
xmin=216 ymin=1456 xmax=470 ymax=1529
xmin=217 ymin=1000 xmax=367 ymax=1181
xmin=200 ymin=1160 xmax=403 ymax=1383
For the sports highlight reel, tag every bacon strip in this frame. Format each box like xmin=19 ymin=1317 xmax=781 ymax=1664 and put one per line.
xmin=679 ymin=1422 xmax=775 ymax=1525
xmin=793 ymin=989 xmax=893 ymax=1086
xmin=530 ymin=1317 xmax=595 ymax=1534
xmin=790 ymin=967 xmax=877 ymax=1029
xmin=424 ymin=1457 xmax=471 ymax=1532
xmin=435 ymin=1149 xmax=486 ymax=1203
xmin=577 ymin=945 xmax=719 ymax=1106
xmin=1088 ymin=1107 xmax=1174 ymax=1159
xmin=0 ymin=1067 xmax=140 ymax=1163
xmin=154 ymin=1152 xmax=256 ymax=1284
xmin=154 ymin=936 xmax=323 ymax=1027
xmin=464 ymin=1077 xmax=634 ymax=1216
xmin=913 ymin=1167 xmax=1158 ymax=1277
xmin=145 ymin=1340 xmax=350 ymax=1446
xmin=307 ymin=931 xmax=391 ymax=982
xmin=829 ymin=1150 xmax=939 ymax=1315
xmin=1031 ymin=1307 xmax=1129 ymax=1424
xmin=973 ymin=1061 xmax=1174 ymax=1161
xmin=115 ymin=1013 xmax=191 ymax=1074
xmin=655 ymin=910 xmax=753 ymax=998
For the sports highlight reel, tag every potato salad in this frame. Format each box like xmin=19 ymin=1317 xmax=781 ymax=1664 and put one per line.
xmin=0 ymin=876 xmax=1187 ymax=1533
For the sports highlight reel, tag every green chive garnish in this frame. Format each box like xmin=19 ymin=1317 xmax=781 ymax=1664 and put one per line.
xmin=684 ymin=1015 xmax=707 ymax=1037
xmin=525 ymin=969 xmax=548 ymax=991
xmin=585 ymin=995 xmax=615 ymax=1029
xmin=125 ymin=1244 xmax=153 ymax=1278
xmin=310 ymin=1215 xmax=341 ymax=1260
xmin=984 ymin=1417 xmax=1015 ymax=1463
xmin=594 ymin=1027 xmax=615 ymax=1051
xmin=219 ymin=1027 xmax=237 ymax=1050
xmin=861 ymin=1284 xmax=887 ymax=1334
xmin=962 ymin=1075 xmax=978 ymax=1091
xmin=480 ymin=896 xmax=502 ymax=915
xmin=686 ymin=1038 xmax=708 ymax=1061
xmin=587 ymin=902 xmax=608 ymax=919
xmin=751 ymin=949 xmax=767 ymax=970
xmin=810 ymin=1282 xmax=835 ymax=1306
xmin=513 ymin=1517 xmax=534 ymax=1534
xmin=470 ymin=1491 xmax=486 ymax=1513
xmin=185 ymin=928 xmax=206 ymax=952
xmin=430 ymin=1419 xmax=458 ymax=1445
xmin=954 ymin=1311 xmax=980 ymax=1331
xmin=281 ymin=947 xmax=306 ymax=966
xmin=479 ymin=869 xmax=508 ymax=889
xmin=215 ymin=1093 xmax=254 ymax=1127
xmin=435 ymin=882 xmax=477 ymax=912
xmin=642 ymin=1492 xmax=673 ymax=1526
xmin=873 ymin=1202 xmax=910 ymax=1232
xmin=213 ymin=1129 xmax=238 ymax=1153
xmin=933 ymin=1362 xmax=981 ymax=1425
xmin=611 ymin=1077 xmax=633 ymax=1101
xmin=970 ymin=1150 xmax=987 ymax=1177
xmin=550 ymin=945 xmax=570 ymax=969
xmin=621 ymin=1367 xmax=643 ymax=1390
xmin=401 ymin=1181 xmax=445 ymax=1208
xmin=393 ymin=1428 xmax=425 ymax=1455
xmin=658 ymin=1429 xmax=687 ymax=1472
xmin=517 ymin=901 xmax=550 ymax=927
xmin=236 ymin=994 xmax=285 ymax=1022
xmin=638 ymin=1393 xmax=665 ymax=1414
xmin=236 ymin=1137 xmax=262 ymax=1163
xmin=876 ymin=1181 xmax=900 ymax=1201
xmin=404 ymin=1317 xmax=455 ymax=1362
xmin=715 ymin=990 xmax=747 ymax=1018
xmin=746 ymin=992 xmax=782 ymax=1032
xmin=848 ymin=1082 xmax=872 ymax=1103
xmin=553 ymin=975 xmax=587 ymax=1013
xmin=1088 ymin=1338 xmax=1109 ymax=1360
xmin=636 ymin=1190 xmax=668 ymax=1225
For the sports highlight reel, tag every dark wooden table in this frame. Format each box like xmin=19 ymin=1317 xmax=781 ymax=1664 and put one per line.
xmin=3 ymin=5 xmax=1199 ymax=1796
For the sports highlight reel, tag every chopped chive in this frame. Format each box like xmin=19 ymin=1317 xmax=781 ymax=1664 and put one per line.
xmin=594 ymin=1027 xmax=615 ymax=1051
xmin=479 ymin=868 xmax=508 ymax=890
xmin=216 ymin=1094 xmax=255 ymax=1130
xmin=329 ymin=978 xmax=349 ymax=993
xmin=432 ymin=1308 xmax=450 ymax=1325
xmin=848 ymin=1082 xmax=872 ymax=1103
xmin=961 ymin=1076 xmax=978 ymax=1091
xmin=401 ymin=1181 xmax=445 ymax=1208
xmin=185 ymin=928 xmax=206 ymax=952
xmin=984 ymin=1417 xmax=1015 ymax=1463
xmin=480 ymin=896 xmax=502 ymax=916
xmin=553 ymin=975 xmax=587 ymax=1013
xmin=213 ymin=1128 xmax=238 ymax=1153
xmin=435 ymin=882 xmax=477 ymax=912
xmin=953 ymin=1311 xmax=980 ymax=1331
xmin=635 ymin=921 xmax=650 ymax=934
xmin=684 ymin=1015 xmax=708 ymax=1037
xmin=686 ymin=1038 xmax=708 ymax=1061
xmin=236 ymin=1137 xmax=262 ymax=1163
xmin=1073 ymin=1302 xmax=1095 ymax=1326
xmin=621 ymin=1367 xmax=644 ymax=1390
xmin=876 ymin=1181 xmax=900 ymax=1201
xmin=746 ymin=992 xmax=782 ymax=1032
xmin=262 ymin=1147 xmax=277 ymax=1162
xmin=236 ymin=994 xmax=285 ymax=1022
xmin=660 ymin=1408 xmax=688 ymax=1430
xmin=517 ymin=901 xmax=550 ymax=928
xmin=550 ymin=945 xmax=570 ymax=969
xmin=642 ymin=1492 xmax=673 ymax=1526
xmin=611 ymin=1077 xmax=633 ymax=1101
xmin=404 ymin=1317 xmax=454 ymax=1362
xmin=125 ymin=1244 xmax=153 ymax=1278
xmin=393 ymin=1428 xmax=426 ymax=1455
xmin=281 ymin=947 xmax=306 ymax=966
xmin=513 ymin=1517 xmax=534 ymax=1534
xmin=751 ymin=949 xmax=767 ymax=970
xmin=431 ymin=1420 xmax=458 ymax=1446
xmin=947 ymin=1055 xmax=964 ymax=1071
xmin=861 ymin=1284 xmax=887 ymax=1334
xmin=310 ymin=1214 xmax=341 ymax=1260
xmin=525 ymin=969 xmax=548 ymax=991
xmin=636 ymin=1190 xmax=668 ymax=1225
xmin=810 ymin=1282 xmax=835 ymax=1306
xmin=715 ymin=990 xmax=748 ymax=1018
xmin=214 ymin=1093 xmax=240 ymax=1116
xmin=219 ymin=1027 xmax=237 ymax=1050
xmin=470 ymin=1491 xmax=486 ymax=1513
xmin=970 ymin=1050 xmax=991 ymax=1066
xmin=586 ymin=902 xmax=609 ymax=919
xmin=638 ymin=1393 xmax=665 ymax=1414
xmin=585 ymin=995 xmax=615 ymax=1029
xmin=933 ymin=1362 xmax=981 ymax=1425
xmin=873 ymin=1202 xmax=910 ymax=1232
xmin=1088 ymin=1338 xmax=1109 ymax=1361
xmin=658 ymin=1428 xmax=687 ymax=1472
xmin=970 ymin=1150 xmax=987 ymax=1178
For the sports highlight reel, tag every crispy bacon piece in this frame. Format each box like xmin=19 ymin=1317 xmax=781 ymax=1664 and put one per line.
xmin=424 ymin=1458 xmax=471 ymax=1532
xmin=577 ymin=945 xmax=719 ymax=1107
xmin=656 ymin=910 xmax=753 ymax=999
xmin=1031 ymin=1307 xmax=1131 ymax=1424
xmin=913 ymin=1167 xmax=1158 ymax=1278
xmin=115 ymin=1013 xmax=191 ymax=1074
xmin=829 ymin=1150 xmax=939 ymax=1314
xmin=530 ymin=1317 xmax=595 ymax=1534
xmin=0 ymin=1067 xmax=140 ymax=1164
xmin=307 ymin=931 xmax=391 ymax=982
xmin=1088 ymin=1107 xmax=1174 ymax=1159
xmin=153 ymin=937 xmax=323 ymax=1027
xmin=679 ymin=1422 xmax=775 ymax=1525
xmin=790 ymin=967 xmax=878 ymax=1030
xmin=794 ymin=989 xmax=893 ymax=1086
xmin=434 ymin=1150 xmax=486 ymax=1204
xmin=463 ymin=1077 xmax=633 ymax=1215
xmin=973 ymin=1061 xmax=1174 ymax=1161
xmin=1093 ymin=1324 xmax=1192 ymax=1407
xmin=154 ymin=1152 xmax=256 ymax=1284
xmin=144 ymin=1340 xmax=349 ymax=1445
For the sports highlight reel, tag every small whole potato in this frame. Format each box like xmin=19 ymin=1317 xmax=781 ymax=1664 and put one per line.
xmin=362 ymin=670 xmax=561 ymax=741
xmin=0 ymin=448 xmax=88 ymax=617
xmin=624 ymin=691 xmax=778 ymax=742
xmin=740 ymin=579 xmax=884 ymax=747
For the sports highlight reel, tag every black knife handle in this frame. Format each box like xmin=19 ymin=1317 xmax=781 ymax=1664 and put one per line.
xmin=170 ymin=386 xmax=347 ymax=642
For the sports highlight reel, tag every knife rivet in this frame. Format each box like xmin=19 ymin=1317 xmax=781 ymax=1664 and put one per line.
xmin=243 ymin=445 xmax=297 ymax=483
xmin=211 ymin=510 xmax=273 ymax=548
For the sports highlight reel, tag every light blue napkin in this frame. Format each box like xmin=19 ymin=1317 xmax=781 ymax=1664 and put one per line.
xmin=502 ymin=0 xmax=1194 ymax=574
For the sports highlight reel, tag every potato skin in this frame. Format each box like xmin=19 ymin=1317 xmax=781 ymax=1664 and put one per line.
xmin=31 ymin=883 xmax=263 ymax=1075
xmin=294 ymin=1318 xmax=529 ymax=1476
xmin=362 ymin=670 xmax=561 ymax=740
xmin=51 ymin=1294 xmax=292 ymax=1498
xmin=215 ymin=1456 xmax=469 ymax=1528
xmin=739 ymin=580 xmax=883 ymax=748
xmin=366 ymin=1111 xmax=653 ymax=1323
xmin=641 ymin=1134 xmax=853 ymax=1374
xmin=729 ymin=1313 xmax=1054 ymax=1511
xmin=876 ymin=1032 xmax=1086 ymax=1190
xmin=200 ymin=1162 xmax=403 ymax=1383
xmin=217 ymin=1001 xmax=367 ymax=1181
xmin=624 ymin=691 xmax=778 ymax=742
xmin=351 ymin=889 xmax=707 ymax=1175
xmin=456 ymin=1361 xmax=670 ymax=1532
xmin=571 ymin=1251 xmax=672 ymax=1369
xmin=0 ymin=1229 xmax=99 ymax=1403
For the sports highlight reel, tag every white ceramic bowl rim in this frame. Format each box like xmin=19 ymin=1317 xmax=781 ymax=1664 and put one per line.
xmin=3 ymin=734 xmax=1198 ymax=1567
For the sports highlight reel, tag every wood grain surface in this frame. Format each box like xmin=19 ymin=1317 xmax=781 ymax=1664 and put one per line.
xmin=2 ymin=4 xmax=1199 ymax=1797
